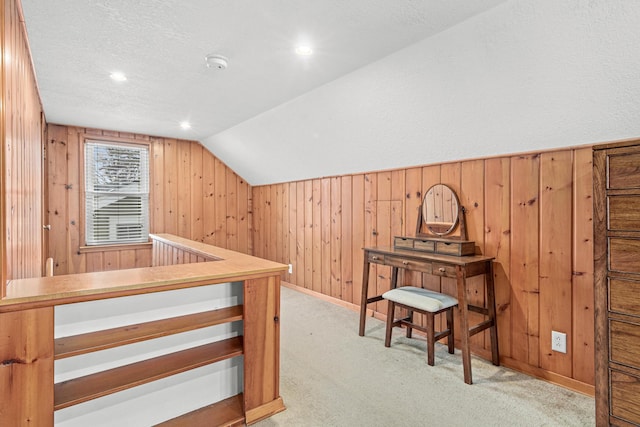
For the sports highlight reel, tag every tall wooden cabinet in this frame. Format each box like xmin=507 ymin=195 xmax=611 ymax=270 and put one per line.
xmin=594 ymin=140 xmax=640 ymax=426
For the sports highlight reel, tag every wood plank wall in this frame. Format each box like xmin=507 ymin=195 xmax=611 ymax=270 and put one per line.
xmin=1 ymin=0 xmax=45 ymax=287
xmin=46 ymin=124 xmax=251 ymax=275
xmin=252 ymin=147 xmax=595 ymax=390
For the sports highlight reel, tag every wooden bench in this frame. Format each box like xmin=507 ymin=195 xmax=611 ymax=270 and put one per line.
xmin=383 ymin=286 xmax=458 ymax=366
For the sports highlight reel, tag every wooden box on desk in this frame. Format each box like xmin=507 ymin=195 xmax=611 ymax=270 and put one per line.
xmin=394 ymin=236 xmax=476 ymax=257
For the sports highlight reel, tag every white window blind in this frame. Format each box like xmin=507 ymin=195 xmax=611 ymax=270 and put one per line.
xmin=85 ymin=141 xmax=149 ymax=245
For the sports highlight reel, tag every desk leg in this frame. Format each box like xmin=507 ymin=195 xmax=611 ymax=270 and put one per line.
xmin=455 ymin=266 xmax=473 ymax=385
xmin=359 ymin=258 xmax=371 ymax=336
xmin=486 ymin=261 xmax=500 ymax=366
xmin=391 ymin=266 xmax=399 ymax=289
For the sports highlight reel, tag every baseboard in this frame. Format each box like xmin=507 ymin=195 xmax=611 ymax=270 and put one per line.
xmin=281 ymin=282 xmax=595 ymax=397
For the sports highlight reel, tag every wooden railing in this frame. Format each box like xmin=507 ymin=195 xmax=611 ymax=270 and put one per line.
xmin=0 ymin=235 xmax=287 ymax=426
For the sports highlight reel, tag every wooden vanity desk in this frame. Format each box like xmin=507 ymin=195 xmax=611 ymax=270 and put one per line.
xmin=360 ymin=246 xmax=499 ymax=384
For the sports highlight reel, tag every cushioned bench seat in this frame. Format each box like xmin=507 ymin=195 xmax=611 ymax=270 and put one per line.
xmin=382 ymin=286 xmax=458 ymax=366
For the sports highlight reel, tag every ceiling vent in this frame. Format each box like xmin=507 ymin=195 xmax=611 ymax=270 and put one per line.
xmin=205 ymin=54 xmax=228 ymax=70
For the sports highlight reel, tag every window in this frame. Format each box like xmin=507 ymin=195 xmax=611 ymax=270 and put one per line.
xmin=84 ymin=140 xmax=149 ymax=245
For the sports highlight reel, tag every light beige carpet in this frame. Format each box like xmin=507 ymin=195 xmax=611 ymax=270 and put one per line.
xmin=256 ymin=286 xmax=595 ymax=427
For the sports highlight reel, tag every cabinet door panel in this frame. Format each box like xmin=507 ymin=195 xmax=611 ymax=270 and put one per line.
xmin=611 ymin=370 xmax=640 ymax=425
xmin=609 ymin=238 xmax=640 ymax=274
xmin=608 ymin=196 xmax=640 ymax=230
xmin=608 ymin=152 xmax=640 ymax=189
xmin=610 ymin=278 xmax=640 ymax=317
xmin=610 ymin=320 xmax=640 ymax=369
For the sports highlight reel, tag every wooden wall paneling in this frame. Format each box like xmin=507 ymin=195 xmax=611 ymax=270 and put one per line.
xmin=510 ymin=154 xmax=540 ymax=366
xmin=440 ymin=163 xmax=461 ymax=308
xmin=253 ymin=187 xmax=264 ymax=259
xmin=304 ymin=180 xmax=313 ymax=289
xmin=151 ymin=137 xmax=165 ymax=235
xmin=190 ymin=143 xmax=204 ymax=242
xmin=163 ymin=139 xmax=179 ymax=235
xmin=341 ymin=176 xmax=353 ymax=304
xmin=119 ymin=249 xmax=136 ymax=270
xmin=2 ymin=0 xmax=44 ymax=282
xmin=421 ymin=165 xmax=441 ymax=292
xmin=391 ymin=170 xmax=405 ymax=230
xmin=390 ymin=170 xmax=405 ymax=289
xmin=484 ymin=157 xmax=512 ymax=359
xmin=48 ymin=125 xmax=69 ymax=275
xmin=85 ymin=252 xmax=103 ymax=273
xmin=238 ymin=176 xmax=250 ymax=255
xmin=266 ymin=184 xmax=276 ymax=261
xmin=330 ymin=177 xmax=342 ymax=299
xmin=375 ymin=199 xmax=392 ymax=314
xmin=572 ymin=147 xmax=595 ymax=384
xmin=539 ymin=151 xmax=574 ymax=377
xmin=202 ymin=146 xmax=215 ymax=245
xmin=288 ymin=182 xmax=297 ymax=284
xmin=2 ymin=0 xmax=7 ymax=287
xmin=275 ymin=184 xmax=283 ymax=264
xmin=226 ymin=170 xmax=239 ymax=251
xmin=280 ymin=183 xmax=290 ymax=281
xmin=177 ymin=141 xmax=191 ymax=244
xmin=351 ymin=174 xmax=365 ymax=307
xmin=363 ymin=173 xmax=378 ymax=304
xmin=375 ymin=172 xmax=392 ymax=312
xmin=103 ymin=251 xmax=120 ymax=271
xmin=295 ymin=181 xmax=305 ymax=287
xmin=214 ymin=159 xmax=227 ymax=247
xmin=461 ymin=159 xmax=487 ymax=349
xmin=135 ymin=248 xmax=151 ymax=268
xmin=312 ymin=179 xmax=322 ymax=293
xmin=321 ymin=178 xmax=331 ymax=295
xmin=66 ymin=128 xmax=85 ymax=274
xmin=403 ymin=168 xmax=422 ymax=288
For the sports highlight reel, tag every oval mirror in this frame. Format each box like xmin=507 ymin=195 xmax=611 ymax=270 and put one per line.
xmin=421 ymin=184 xmax=460 ymax=236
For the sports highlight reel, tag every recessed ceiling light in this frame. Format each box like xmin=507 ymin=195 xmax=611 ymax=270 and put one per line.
xmin=180 ymin=121 xmax=191 ymax=130
xmin=110 ymin=72 xmax=127 ymax=82
xmin=295 ymin=45 xmax=313 ymax=56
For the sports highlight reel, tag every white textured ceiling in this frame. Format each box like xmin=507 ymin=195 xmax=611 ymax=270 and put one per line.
xmin=21 ymin=0 xmax=505 ymax=142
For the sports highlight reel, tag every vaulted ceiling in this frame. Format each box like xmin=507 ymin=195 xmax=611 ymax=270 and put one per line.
xmin=21 ymin=0 xmax=506 ymax=182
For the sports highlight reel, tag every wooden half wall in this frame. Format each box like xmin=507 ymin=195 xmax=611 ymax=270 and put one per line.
xmin=1 ymin=0 xmax=45 ymax=287
xmin=46 ymin=125 xmax=251 ymax=275
xmin=252 ymin=146 xmax=595 ymax=392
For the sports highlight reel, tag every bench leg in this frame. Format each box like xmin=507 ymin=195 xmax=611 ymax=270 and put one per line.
xmin=405 ymin=309 xmax=413 ymax=338
xmin=426 ymin=313 xmax=435 ymax=366
xmin=446 ymin=307 xmax=455 ymax=354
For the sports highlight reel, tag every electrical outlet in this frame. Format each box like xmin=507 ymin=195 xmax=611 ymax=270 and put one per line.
xmin=551 ymin=331 xmax=567 ymax=353
xmin=288 ymin=264 xmax=293 ymax=274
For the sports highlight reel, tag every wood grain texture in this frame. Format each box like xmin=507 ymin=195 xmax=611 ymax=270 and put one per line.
xmin=252 ymin=146 xmax=596 ymax=389
xmin=510 ymin=154 xmax=540 ymax=367
xmin=539 ymin=151 xmax=573 ymax=377
xmin=0 ymin=307 xmax=54 ymax=426
xmin=243 ymin=276 xmax=282 ymax=420
xmin=594 ymin=141 xmax=640 ymax=425
xmin=156 ymin=393 xmax=245 ymax=427
xmin=572 ymin=147 xmax=594 ymax=384
xmin=54 ymin=337 xmax=244 ymax=410
xmin=2 ymin=0 xmax=44 ymax=282
xmin=484 ymin=157 xmax=511 ymax=359
xmin=45 ymin=125 xmax=252 ymax=274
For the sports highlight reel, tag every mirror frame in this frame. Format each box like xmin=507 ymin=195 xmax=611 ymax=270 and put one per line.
xmin=416 ymin=184 xmax=467 ymax=240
